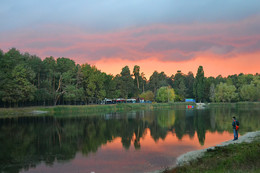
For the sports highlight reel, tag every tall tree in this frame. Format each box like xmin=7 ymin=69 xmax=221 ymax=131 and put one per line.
xmin=0 ymin=50 xmax=5 ymax=102
xmin=178 ymin=79 xmax=187 ymax=101
xmin=209 ymin=83 xmax=215 ymax=102
xmin=104 ymin=74 xmax=120 ymax=99
xmin=204 ymin=76 xmax=216 ymax=102
xmin=82 ymin=64 xmax=106 ymax=104
xmin=27 ymin=55 xmax=43 ymax=89
xmin=140 ymin=72 xmax=147 ymax=93
xmin=185 ymin=71 xmax=194 ymax=98
xmin=119 ymin=66 xmax=134 ymax=98
xmin=193 ymin=66 xmax=205 ymax=102
xmin=3 ymin=64 xmax=36 ymax=106
xmin=148 ymin=71 xmax=168 ymax=94
xmin=56 ymin=57 xmax=77 ymax=104
xmin=133 ymin=65 xmax=140 ymax=90
xmin=42 ymin=56 xmax=57 ymax=105
xmin=149 ymin=71 xmax=159 ymax=94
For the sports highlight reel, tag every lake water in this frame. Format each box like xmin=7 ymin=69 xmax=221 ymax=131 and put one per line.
xmin=0 ymin=107 xmax=260 ymax=173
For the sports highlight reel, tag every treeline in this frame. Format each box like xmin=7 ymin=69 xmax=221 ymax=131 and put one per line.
xmin=0 ymin=48 xmax=259 ymax=107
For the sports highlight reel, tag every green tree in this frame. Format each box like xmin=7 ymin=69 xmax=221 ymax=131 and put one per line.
xmin=193 ymin=66 xmax=205 ymax=102
xmin=24 ymin=54 xmax=42 ymax=88
xmin=237 ymin=74 xmax=254 ymax=89
xmin=178 ymin=79 xmax=187 ymax=101
xmin=252 ymin=76 xmax=260 ymax=101
xmin=239 ymin=84 xmax=256 ymax=101
xmin=215 ymin=75 xmax=226 ymax=85
xmin=156 ymin=86 xmax=175 ymax=103
xmin=227 ymin=74 xmax=239 ymax=88
xmin=240 ymin=76 xmax=260 ymax=101
xmin=140 ymin=72 xmax=147 ymax=93
xmin=204 ymin=77 xmax=216 ymax=102
xmin=119 ymin=66 xmax=134 ymax=98
xmin=62 ymin=68 xmax=84 ymax=104
xmin=133 ymin=65 xmax=140 ymax=90
xmin=172 ymin=71 xmax=186 ymax=101
xmin=82 ymin=64 xmax=106 ymax=104
xmin=209 ymin=83 xmax=216 ymax=102
xmin=215 ymin=83 xmax=238 ymax=102
xmin=139 ymin=91 xmax=155 ymax=101
xmin=104 ymin=74 xmax=120 ymax=98
xmin=42 ymin=56 xmax=57 ymax=105
xmin=0 ymin=50 xmax=5 ymax=102
xmin=6 ymin=64 xmax=36 ymax=106
xmin=149 ymin=71 xmax=159 ymax=94
xmin=148 ymin=71 xmax=168 ymax=94
xmin=185 ymin=71 xmax=194 ymax=98
xmin=0 ymin=49 xmax=37 ymax=106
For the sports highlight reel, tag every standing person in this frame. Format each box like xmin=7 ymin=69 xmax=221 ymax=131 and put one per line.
xmin=232 ymin=116 xmax=239 ymax=141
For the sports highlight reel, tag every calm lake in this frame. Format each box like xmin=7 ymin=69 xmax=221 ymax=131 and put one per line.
xmin=0 ymin=107 xmax=260 ymax=173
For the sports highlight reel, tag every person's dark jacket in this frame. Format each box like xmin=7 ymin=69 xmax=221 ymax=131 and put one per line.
xmin=232 ymin=120 xmax=239 ymax=129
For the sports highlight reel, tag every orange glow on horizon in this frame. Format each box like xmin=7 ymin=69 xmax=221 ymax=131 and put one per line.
xmin=93 ymin=53 xmax=260 ymax=78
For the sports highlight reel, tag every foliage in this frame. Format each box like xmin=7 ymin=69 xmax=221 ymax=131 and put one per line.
xmin=0 ymin=48 xmax=259 ymax=107
xmin=139 ymin=90 xmax=155 ymax=101
xmin=133 ymin=65 xmax=141 ymax=95
xmin=148 ymin=71 xmax=169 ymax=94
xmin=215 ymin=82 xmax=238 ymax=102
xmin=240 ymin=83 xmax=257 ymax=101
xmin=118 ymin=66 xmax=134 ymax=98
xmin=82 ymin=64 xmax=106 ymax=104
xmin=156 ymin=86 xmax=175 ymax=103
xmin=240 ymin=76 xmax=260 ymax=101
xmin=209 ymin=83 xmax=215 ymax=102
xmin=193 ymin=66 xmax=205 ymax=102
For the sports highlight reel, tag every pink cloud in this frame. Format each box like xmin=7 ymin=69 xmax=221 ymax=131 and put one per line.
xmin=0 ymin=15 xmax=260 ymax=75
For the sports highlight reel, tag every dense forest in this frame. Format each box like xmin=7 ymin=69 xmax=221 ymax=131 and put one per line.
xmin=0 ymin=48 xmax=259 ymax=107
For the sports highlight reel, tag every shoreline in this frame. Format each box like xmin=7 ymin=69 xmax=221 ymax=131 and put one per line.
xmin=0 ymin=102 xmax=194 ymax=117
xmin=176 ymin=130 xmax=260 ymax=166
xmin=0 ymin=102 xmax=259 ymax=118
xmin=156 ymin=130 xmax=260 ymax=173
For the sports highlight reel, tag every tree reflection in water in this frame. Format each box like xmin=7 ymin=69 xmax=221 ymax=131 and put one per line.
xmin=0 ymin=108 xmax=259 ymax=173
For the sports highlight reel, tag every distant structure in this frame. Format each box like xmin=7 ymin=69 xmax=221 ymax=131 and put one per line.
xmin=185 ymin=98 xmax=196 ymax=103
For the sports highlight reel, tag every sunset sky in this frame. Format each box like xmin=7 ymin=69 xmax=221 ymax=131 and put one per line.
xmin=0 ymin=0 xmax=260 ymax=77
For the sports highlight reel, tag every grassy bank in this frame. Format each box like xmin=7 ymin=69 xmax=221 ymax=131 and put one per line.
xmin=0 ymin=102 xmax=195 ymax=117
xmin=164 ymin=136 xmax=260 ymax=173
xmin=0 ymin=107 xmax=44 ymax=117
xmin=40 ymin=102 xmax=196 ymax=115
xmin=1 ymin=101 xmax=259 ymax=117
xmin=209 ymin=102 xmax=260 ymax=109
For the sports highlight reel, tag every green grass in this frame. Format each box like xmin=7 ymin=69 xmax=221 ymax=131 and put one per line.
xmin=0 ymin=102 xmax=194 ymax=117
xmin=44 ymin=102 xmax=194 ymax=115
xmin=209 ymin=102 xmax=260 ymax=110
xmin=0 ymin=107 xmax=46 ymax=118
xmin=164 ymin=137 xmax=260 ymax=173
xmin=1 ymin=102 xmax=258 ymax=118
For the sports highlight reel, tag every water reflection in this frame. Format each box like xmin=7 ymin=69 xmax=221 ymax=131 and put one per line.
xmin=0 ymin=108 xmax=259 ymax=173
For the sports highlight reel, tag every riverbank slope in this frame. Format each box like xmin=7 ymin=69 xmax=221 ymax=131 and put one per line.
xmin=164 ymin=131 xmax=260 ymax=173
